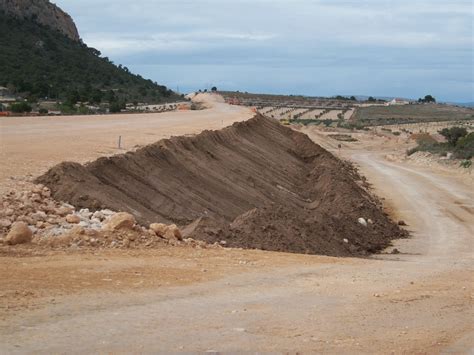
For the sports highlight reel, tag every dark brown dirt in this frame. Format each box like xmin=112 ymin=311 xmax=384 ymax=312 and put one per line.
xmin=36 ymin=114 xmax=406 ymax=256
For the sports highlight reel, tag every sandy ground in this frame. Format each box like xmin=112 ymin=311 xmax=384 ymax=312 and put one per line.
xmin=0 ymin=93 xmax=253 ymax=193
xmin=0 ymin=98 xmax=473 ymax=353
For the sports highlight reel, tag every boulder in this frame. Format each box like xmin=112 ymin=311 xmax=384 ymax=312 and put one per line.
xmin=41 ymin=187 xmax=51 ymax=198
xmin=0 ymin=218 xmax=12 ymax=228
xmin=150 ymin=223 xmax=182 ymax=240
xmin=55 ymin=206 xmax=74 ymax=216
xmin=103 ymin=212 xmax=136 ymax=231
xmin=166 ymin=224 xmax=182 ymax=240
xmin=31 ymin=211 xmax=47 ymax=222
xmin=66 ymin=214 xmax=80 ymax=224
xmin=149 ymin=223 xmax=168 ymax=237
xmin=5 ymin=222 xmax=33 ymax=245
xmin=4 ymin=208 xmax=15 ymax=216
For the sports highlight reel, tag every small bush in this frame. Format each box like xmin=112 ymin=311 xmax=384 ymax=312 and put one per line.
xmin=10 ymin=101 xmax=32 ymax=113
xmin=454 ymin=132 xmax=474 ymax=159
xmin=439 ymin=127 xmax=468 ymax=146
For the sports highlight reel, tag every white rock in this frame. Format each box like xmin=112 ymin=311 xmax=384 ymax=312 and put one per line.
xmin=358 ymin=217 xmax=367 ymax=227
xmin=101 ymin=209 xmax=115 ymax=216
xmin=92 ymin=211 xmax=105 ymax=221
xmin=343 ymin=238 xmax=349 ymax=243
xmin=78 ymin=209 xmax=92 ymax=218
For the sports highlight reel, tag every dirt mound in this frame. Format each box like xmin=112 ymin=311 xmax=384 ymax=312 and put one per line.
xmin=37 ymin=114 xmax=406 ymax=256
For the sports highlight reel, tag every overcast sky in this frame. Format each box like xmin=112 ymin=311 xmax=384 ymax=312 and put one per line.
xmin=55 ymin=0 xmax=473 ymax=102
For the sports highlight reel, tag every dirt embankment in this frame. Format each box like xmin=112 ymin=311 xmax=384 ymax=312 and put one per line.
xmin=37 ymin=114 xmax=406 ymax=256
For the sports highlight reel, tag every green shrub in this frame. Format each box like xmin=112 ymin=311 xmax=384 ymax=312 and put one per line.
xmin=10 ymin=101 xmax=32 ymax=113
xmin=439 ymin=127 xmax=468 ymax=146
xmin=454 ymin=132 xmax=474 ymax=159
xmin=109 ymin=101 xmax=125 ymax=113
xmin=460 ymin=160 xmax=472 ymax=168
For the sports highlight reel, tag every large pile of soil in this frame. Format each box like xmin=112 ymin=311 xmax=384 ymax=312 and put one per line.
xmin=37 ymin=114 xmax=406 ymax=256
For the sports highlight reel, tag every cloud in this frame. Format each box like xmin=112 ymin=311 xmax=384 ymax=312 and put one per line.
xmin=84 ymin=31 xmax=276 ymax=54
xmin=54 ymin=0 xmax=473 ymax=101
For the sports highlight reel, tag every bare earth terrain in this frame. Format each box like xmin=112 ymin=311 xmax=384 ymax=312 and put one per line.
xmin=0 ymin=95 xmax=472 ymax=353
xmin=0 ymin=93 xmax=253 ymax=193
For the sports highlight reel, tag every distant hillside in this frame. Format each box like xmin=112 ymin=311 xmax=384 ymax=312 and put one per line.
xmin=0 ymin=3 xmax=180 ymax=104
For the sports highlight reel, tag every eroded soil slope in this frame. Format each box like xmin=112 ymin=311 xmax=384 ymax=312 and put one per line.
xmin=37 ymin=115 xmax=405 ymax=256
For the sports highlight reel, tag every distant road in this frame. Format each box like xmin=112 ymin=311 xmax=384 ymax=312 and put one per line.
xmin=0 ymin=94 xmax=253 ymax=192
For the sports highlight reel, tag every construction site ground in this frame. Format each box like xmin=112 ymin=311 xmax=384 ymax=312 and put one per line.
xmin=0 ymin=95 xmax=472 ymax=353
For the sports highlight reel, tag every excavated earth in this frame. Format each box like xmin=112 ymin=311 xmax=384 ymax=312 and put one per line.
xmin=37 ymin=114 xmax=406 ymax=256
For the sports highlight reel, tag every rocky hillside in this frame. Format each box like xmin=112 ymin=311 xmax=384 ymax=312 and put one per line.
xmin=0 ymin=0 xmax=79 ymax=41
xmin=0 ymin=1 xmax=181 ymax=105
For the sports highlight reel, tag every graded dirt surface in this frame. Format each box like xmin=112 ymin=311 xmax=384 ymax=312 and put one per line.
xmin=37 ymin=114 xmax=405 ymax=256
xmin=0 ymin=98 xmax=473 ymax=353
xmin=0 ymin=93 xmax=253 ymax=193
xmin=0 ymin=152 xmax=472 ymax=353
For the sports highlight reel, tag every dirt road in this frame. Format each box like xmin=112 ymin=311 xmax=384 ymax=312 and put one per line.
xmin=1 ymin=149 xmax=472 ymax=353
xmin=0 ymin=93 xmax=253 ymax=192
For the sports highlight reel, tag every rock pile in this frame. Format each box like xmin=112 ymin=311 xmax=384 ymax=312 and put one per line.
xmin=0 ymin=183 xmax=218 ymax=250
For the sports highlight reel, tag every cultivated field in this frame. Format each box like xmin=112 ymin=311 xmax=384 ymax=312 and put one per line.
xmin=352 ymin=104 xmax=474 ymax=125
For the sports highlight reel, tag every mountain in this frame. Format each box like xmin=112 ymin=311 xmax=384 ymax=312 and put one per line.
xmin=0 ymin=0 xmax=79 ymax=41
xmin=0 ymin=0 xmax=181 ymax=105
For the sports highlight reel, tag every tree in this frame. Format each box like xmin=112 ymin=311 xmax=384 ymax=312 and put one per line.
xmin=367 ymin=96 xmax=376 ymax=102
xmin=65 ymin=90 xmax=80 ymax=106
xmin=439 ymin=127 xmax=468 ymax=146
xmin=350 ymin=96 xmax=356 ymax=101
xmin=109 ymin=101 xmax=122 ymax=113
xmin=109 ymin=100 xmax=126 ymax=113
xmin=418 ymin=95 xmax=436 ymax=103
xmin=90 ymin=89 xmax=103 ymax=104
xmin=211 ymin=86 xmax=217 ymax=92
